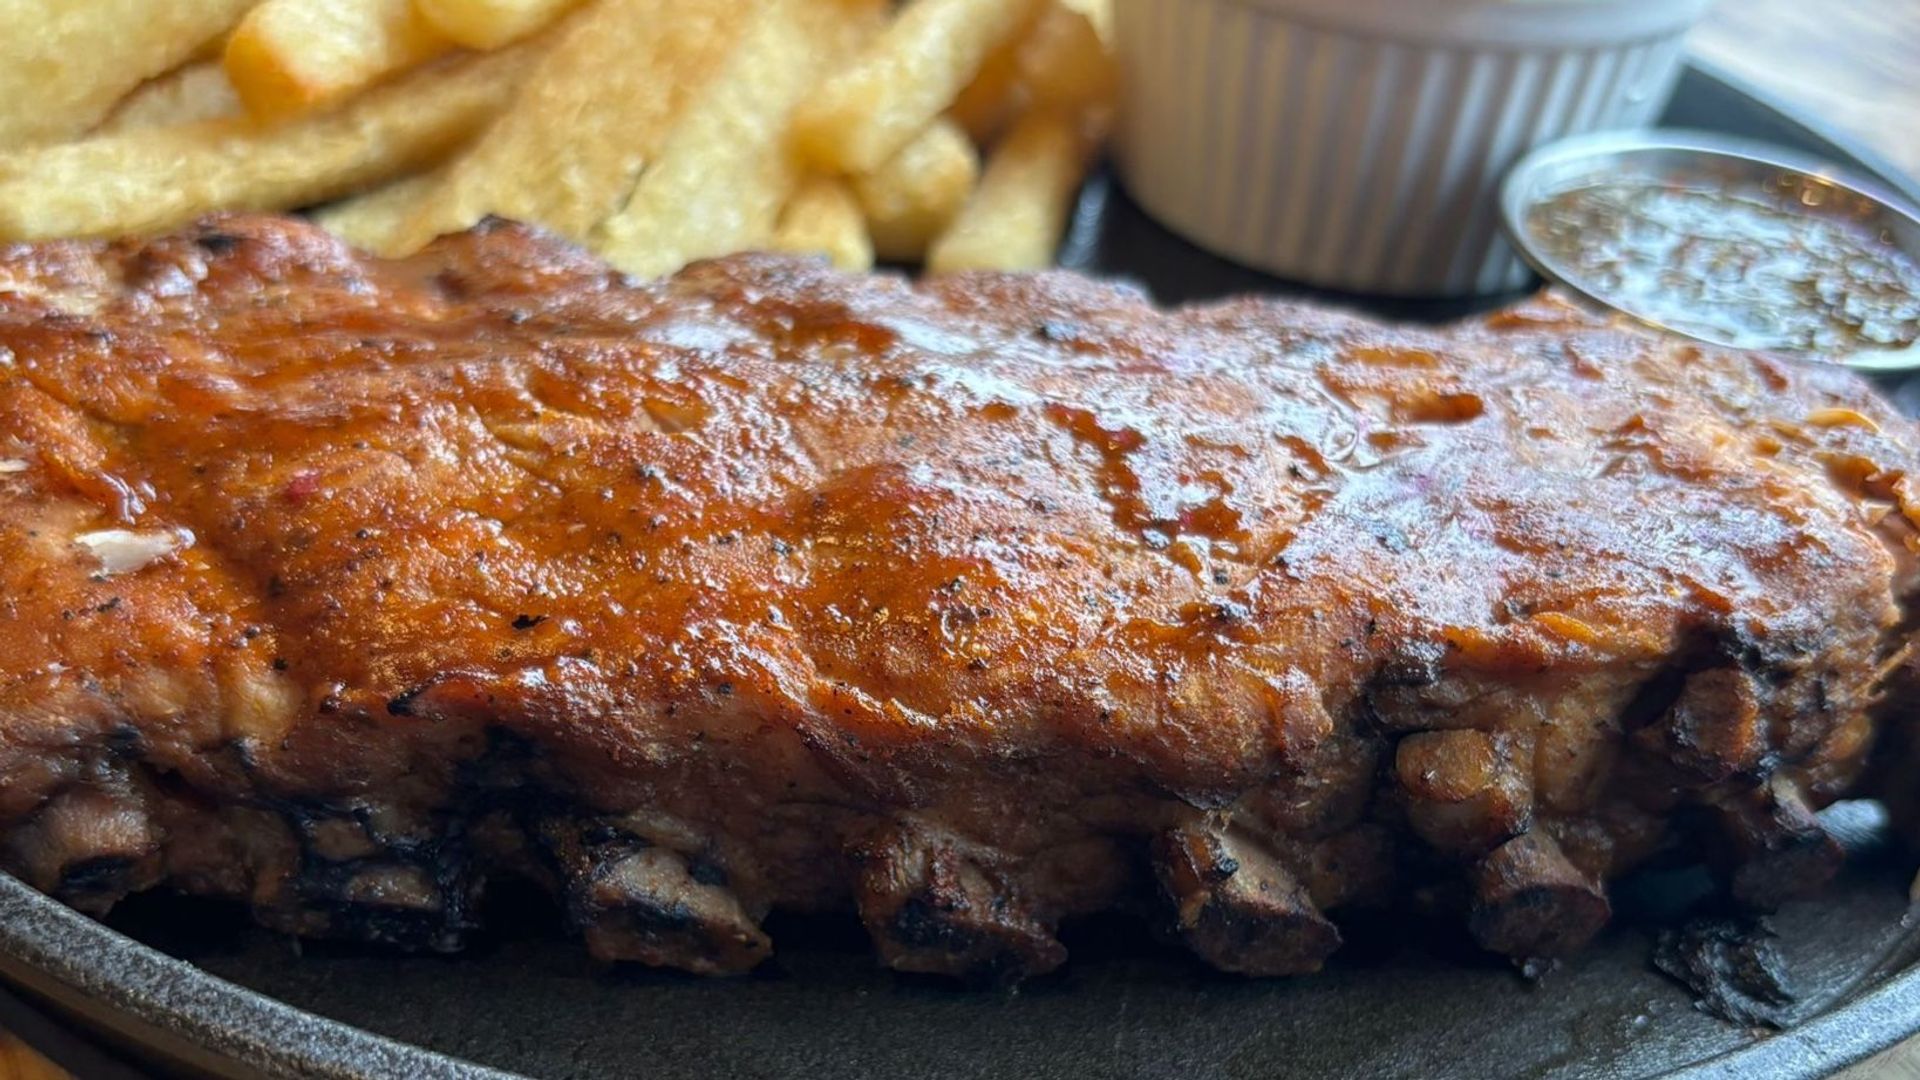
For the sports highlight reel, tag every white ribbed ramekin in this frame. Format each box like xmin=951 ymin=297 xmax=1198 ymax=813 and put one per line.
xmin=1112 ymin=0 xmax=1716 ymax=297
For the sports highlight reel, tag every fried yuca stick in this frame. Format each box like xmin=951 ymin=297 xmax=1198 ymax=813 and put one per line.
xmin=0 ymin=0 xmax=254 ymax=149
xmin=852 ymin=119 xmax=979 ymax=263
xmin=226 ymin=0 xmax=454 ymax=121
xmin=375 ymin=0 xmax=752 ymax=256
xmin=96 ymin=63 xmax=243 ymax=135
xmin=414 ymin=0 xmax=585 ymax=49
xmin=927 ymin=110 xmax=1087 ymax=273
xmin=792 ymin=0 xmax=1040 ymax=175
xmin=770 ymin=177 xmax=874 ymax=271
xmin=593 ymin=0 xmax=885 ymax=279
xmin=0 ymin=48 xmax=532 ymax=243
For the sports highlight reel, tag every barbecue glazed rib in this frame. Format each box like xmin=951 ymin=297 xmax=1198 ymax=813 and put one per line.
xmin=1 ymin=215 xmax=1915 ymax=981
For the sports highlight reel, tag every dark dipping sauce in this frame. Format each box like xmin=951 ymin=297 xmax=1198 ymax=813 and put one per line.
xmin=1526 ymin=177 xmax=1920 ymax=355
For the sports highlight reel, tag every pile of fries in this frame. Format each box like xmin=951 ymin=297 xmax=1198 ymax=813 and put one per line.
xmin=0 ymin=0 xmax=1116 ymax=276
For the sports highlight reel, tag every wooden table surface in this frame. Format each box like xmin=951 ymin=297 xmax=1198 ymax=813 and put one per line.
xmin=1690 ymin=0 xmax=1920 ymax=182
xmin=4 ymin=2 xmax=1919 ymax=1078
xmin=0 ymin=1039 xmax=68 ymax=1080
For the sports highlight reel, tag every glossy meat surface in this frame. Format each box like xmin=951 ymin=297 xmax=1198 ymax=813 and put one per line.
xmin=0 ymin=215 xmax=1915 ymax=979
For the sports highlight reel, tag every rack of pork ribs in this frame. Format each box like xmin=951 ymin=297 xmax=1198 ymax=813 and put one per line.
xmin=1 ymin=215 xmax=1914 ymax=981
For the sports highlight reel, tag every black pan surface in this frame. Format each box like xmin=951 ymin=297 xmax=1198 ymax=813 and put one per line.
xmin=1 ymin=61 xmax=1917 ymax=1080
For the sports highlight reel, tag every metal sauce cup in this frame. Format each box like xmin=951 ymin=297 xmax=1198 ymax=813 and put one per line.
xmin=1500 ymin=129 xmax=1920 ymax=371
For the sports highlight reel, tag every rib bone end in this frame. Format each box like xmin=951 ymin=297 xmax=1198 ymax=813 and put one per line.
xmin=539 ymin=819 xmax=771 ymax=975
xmin=851 ymin=823 xmax=1067 ymax=984
xmin=1153 ymin=823 xmax=1342 ymax=976
xmin=1469 ymin=831 xmax=1611 ymax=959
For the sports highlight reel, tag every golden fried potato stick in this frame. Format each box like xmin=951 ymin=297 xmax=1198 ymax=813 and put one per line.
xmin=792 ymin=0 xmax=1040 ymax=175
xmin=852 ymin=118 xmax=979 ymax=263
xmin=593 ymin=0 xmax=886 ymax=279
xmin=0 ymin=48 xmax=532 ymax=242
xmin=771 ymin=176 xmax=874 ymax=271
xmin=414 ymin=0 xmax=585 ymax=49
xmin=1060 ymin=0 xmax=1112 ymax=40
xmin=1018 ymin=1 xmax=1117 ymax=117
xmin=96 ymin=63 xmax=243 ymax=135
xmin=226 ymin=0 xmax=454 ymax=121
xmin=312 ymin=172 xmax=442 ymax=256
xmin=0 ymin=0 xmax=254 ymax=149
xmin=374 ymin=0 xmax=750 ymax=256
xmin=946 ymin=31 xmax=1025 ymax=145
xmin=949 ymin=0 xmax=1113 ymax=143
xmin=927 ymin=109 xmax=1088 ymax=273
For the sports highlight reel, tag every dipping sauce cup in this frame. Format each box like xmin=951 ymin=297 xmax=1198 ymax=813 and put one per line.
xmin=1112 ymin=0 xmax=1715 ymax=297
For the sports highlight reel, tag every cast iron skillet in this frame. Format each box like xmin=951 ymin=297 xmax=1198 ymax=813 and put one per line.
xmin=2 ymin=61 xmax=1918 ymax=1080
